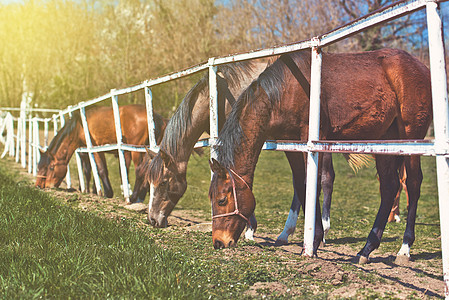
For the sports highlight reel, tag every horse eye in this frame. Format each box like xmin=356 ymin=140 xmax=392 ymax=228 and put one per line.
xmin=218 ymin=196 xmax=227 ymax=206
xmin=49 ymin=166 xmax=54 ymax=171
xmin=159 ymin=180 xmax=168 ymax=187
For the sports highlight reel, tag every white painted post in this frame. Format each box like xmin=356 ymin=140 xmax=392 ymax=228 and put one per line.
xmin=15 ymin=117 xmax=21 ymax=163
xmin=111 ymin=91 xmax=131 ymax=202
xmin=21 ymin=116 xmax=26 ymax=168
xmin=303 ymin=41 xmax=322 ymax=257
xmin=145 ymin=86 xmax=158 ymax=151
xmin=8 ymin=114 xmax=14 ymax=157
xmin=32 ymin=118 xmax=39 ymax=176
xmin=427 ymin=2 xmax=449 ymax=298
xmin=79 ymin=106 xmax=102 ymax=195
xmin=28 ymin=118 xmax=32 ymax=174
xmin=75 ymin=150 xmax=86 ymax=193
xmin=53 ymin=114 xmax=58 ymax=136
xmin=209 ymin=58 xmax=219 ymax=161
xmin=44 ymin=120 xmax=49 ymax=149
xmin=60 ymin=113 xmax=71 ymax=189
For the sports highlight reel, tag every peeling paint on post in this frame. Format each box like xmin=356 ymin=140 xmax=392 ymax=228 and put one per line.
xmin=303 ymin=41 xmax=322 ymax=257
xmin=427 ymin=1 xmax=449 ymax=298
xmin=111 ymin=91 xmax=131 ymax=202
xmin=209 ymin=58 xmax=218 ymax=161
xmin=79 ymin=106 xmax=102 ymax=196
xmin=145 ymin=86 xmax=159 ymax=153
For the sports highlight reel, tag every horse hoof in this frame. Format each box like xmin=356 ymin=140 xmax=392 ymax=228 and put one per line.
xmin=355 ymin=255 xmax=370 ymax=264
xmin=275 ymin=238 xmax=288 ymax=246
xmin=395 ymin=254 xmax=410 ymax=265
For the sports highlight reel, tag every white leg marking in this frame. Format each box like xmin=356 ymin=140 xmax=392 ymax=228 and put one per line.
xmin=322 ymin=217 xmax=330 ymax=244
xmin=397 ymin=243 xmax=411 ymax=257
xmin=148 ymin=183 xmax=155 ymax=215
xmin=394 ymin=214 xmax=401 ymax=223
xmin=276 ymin=209 xmax=299 ymax=244
xmin=244 ymin=227 xmax=255 ymax=241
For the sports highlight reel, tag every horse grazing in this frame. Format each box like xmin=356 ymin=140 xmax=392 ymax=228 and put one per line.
xmin=209 ymin=48 xmax=432 ymax=264
xmin=141 ymin=60 xmax=269 ymax=229
xmin=36 ymin=104 xmax=167 ymax=200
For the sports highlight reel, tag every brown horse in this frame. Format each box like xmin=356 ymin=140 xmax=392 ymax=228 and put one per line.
xmin=142 ymin=60 xmax=268 ymax=230
xmin=36 ymin=104 xmax=167 ymax=200
xmin=209 ymin=48 xmax=432 ymax=264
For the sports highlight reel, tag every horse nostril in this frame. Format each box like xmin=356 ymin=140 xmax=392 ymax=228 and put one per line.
xmin=147 ymin=216 xmax=156 ymax=227
xmin=214 ymin=240 xmax=225 ymax=249
xmin=228 ymin=240 xmax=235 ymax=248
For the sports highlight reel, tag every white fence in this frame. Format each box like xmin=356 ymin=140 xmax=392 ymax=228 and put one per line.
xmin=0 ymin=0 xmax=447 ymax=296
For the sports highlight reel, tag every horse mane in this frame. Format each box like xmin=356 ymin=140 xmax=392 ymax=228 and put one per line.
xmin=215 ymin=53 xmax=302 ymax=168
xmin=47 ymin=111 xmax=81 ymax=154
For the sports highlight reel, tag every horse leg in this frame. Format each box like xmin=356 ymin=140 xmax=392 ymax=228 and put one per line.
xmin=276 ymin=152 xmax=306 ymax=244
xmin=94 ymin=152 xmax=114 ymax=198
xmin=321 ymin=153 xmax=335 ymax=244
xmin=357 ymin=155 xmax=402 ymax=263
xmin=80 ymin=153 xmax=92 ymax=194
xmin=396 ymin=155 xmax=422 ymax=264
xmin=132 ymin=152 xmax=148 ymax=203
xmin=388 ymin=162 xmax=406 ymax=223
xmin=244 ymin=214 xmax=257 ymax=241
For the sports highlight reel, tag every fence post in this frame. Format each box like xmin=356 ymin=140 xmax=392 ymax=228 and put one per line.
xmin=427 ymin=2 xmax=449 ymax=298
xmin=21 ymin=116 xmax=26 ymax=168
xmin=145 ymin=86 xmax=158 ymax=152
xmin=15 ymin=117 xmax=20 ymax=163
xmin=208 ymin=58 xmax=219 ymax=161
xmin=32 ymin=118 xmax=39 ymax=176
xmin=44 ymin=119 xmax=49 ymax=149
xmin=28 ymin=118 xmax=32 ymax=173
xmin=8 ymin=114 xmax=14 ymax=157
xmin=60 ymin=113 xmax=71 ymax=189
xmin=79 ymin=106 xmax=102 ymax=195
xmin=75 ymin=150 xmax=86 ymax=193
xmin=111 ymin=90 xmax=131 ymax=202
xmin=303 ymin=40 xmax=322 ymax=257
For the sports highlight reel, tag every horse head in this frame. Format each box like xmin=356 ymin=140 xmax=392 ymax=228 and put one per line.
xmin=147 ymin=148 xmax=187 ymax=228
xmin=209 ymin=158 xmax=255 ymax=249
xmin=36 ymin=149 xmax=67 ymax=189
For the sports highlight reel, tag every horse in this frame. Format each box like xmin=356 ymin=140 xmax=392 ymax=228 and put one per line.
xmin=140 ymin=56 xmax=400 ymax=245
xmin=36 ymin=104 xmax=167 ymax=201
xmin=208 ymin=48 xmax=432 ymax=264
xmin=141 ymin=60 xmax=269 ymax=231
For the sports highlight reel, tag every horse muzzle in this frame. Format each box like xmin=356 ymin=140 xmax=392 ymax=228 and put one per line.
xmin=148 ymin=213 xmax=168 ymax=228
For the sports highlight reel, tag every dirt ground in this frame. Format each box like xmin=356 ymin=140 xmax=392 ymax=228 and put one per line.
xmin=62 ymin=193 xmax=447 ymax=299
xmin=9 ymin=160 xmax=446 ymax=299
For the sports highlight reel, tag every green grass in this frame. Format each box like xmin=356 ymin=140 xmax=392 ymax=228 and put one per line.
xmin=0 ymin=165 xmax=214 ymax=299
xmin=1 ymin=150 xmax=442 ymax=298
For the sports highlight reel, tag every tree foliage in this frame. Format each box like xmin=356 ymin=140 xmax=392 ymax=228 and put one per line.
xmin=0 ymin=0 xmax=446 ymax=115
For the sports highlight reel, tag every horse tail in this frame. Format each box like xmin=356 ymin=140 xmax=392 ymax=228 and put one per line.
xmin=343 ymin=153 xmax=374 ymax=173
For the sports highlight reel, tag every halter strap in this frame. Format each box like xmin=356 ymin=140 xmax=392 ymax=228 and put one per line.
xmin=212 ymin=168 xmax=251 ymax=225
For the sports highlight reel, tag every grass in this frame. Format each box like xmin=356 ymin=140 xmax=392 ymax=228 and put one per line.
xmin=0 ymin=165 xmax=214 ymax=298
xmin=0 ymin=150 xmax=443 ymax=298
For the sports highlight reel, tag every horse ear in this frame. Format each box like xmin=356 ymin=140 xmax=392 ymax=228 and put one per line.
xmin=47 ymin=151 xmax=55 ymax=160
xmin=144 ymin=146 xmax=158 ymax=159
xmin=209 ymin=158 xmax=227 ymax=178
xmin=160 ymin=149 xmax=173 ymax=167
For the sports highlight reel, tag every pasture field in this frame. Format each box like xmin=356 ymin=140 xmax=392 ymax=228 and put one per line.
xmin=0 ymin=151 xmax=444 ymax=299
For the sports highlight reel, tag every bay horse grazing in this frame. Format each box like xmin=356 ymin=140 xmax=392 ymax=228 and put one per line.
xmin=209 ymin=48 xmax=432 ymax=264
xmin=36 ymin=104 xmax=167 ymax=201
xmin=142 ymin=60 xmax=269 ymax=230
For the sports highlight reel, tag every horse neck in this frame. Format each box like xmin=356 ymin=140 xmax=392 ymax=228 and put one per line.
xmin=228 ymin=98 xmax=273 ymax=189
xmin=52 ymin=125 xmax=82 ymax=164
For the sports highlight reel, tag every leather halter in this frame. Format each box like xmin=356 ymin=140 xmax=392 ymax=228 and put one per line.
xmin=212 ymin=168 xmax=251 ymax=225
